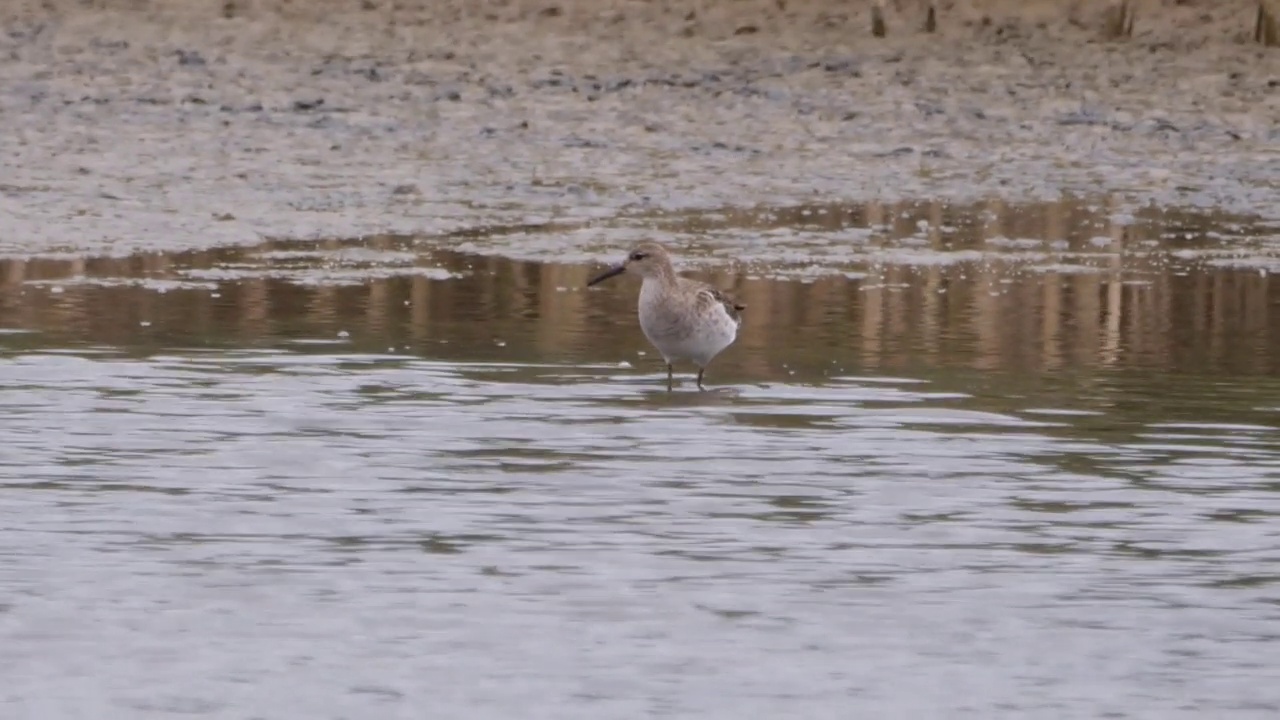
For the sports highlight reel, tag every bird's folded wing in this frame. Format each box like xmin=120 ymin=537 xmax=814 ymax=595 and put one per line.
xmin=697 ymin=287 xmax=746 ymax=318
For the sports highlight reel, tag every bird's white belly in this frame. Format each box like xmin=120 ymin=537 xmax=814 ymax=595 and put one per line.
xmin=637 ymin=285 xmax=738 ymax=367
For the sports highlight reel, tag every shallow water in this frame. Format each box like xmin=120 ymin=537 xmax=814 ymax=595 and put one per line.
xmin=2 ymin=199 xmax=1280 ymax=718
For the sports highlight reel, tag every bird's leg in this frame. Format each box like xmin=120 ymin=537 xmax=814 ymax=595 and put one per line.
xmin=696 ymin=367 xmax=706 ymax=391
xmin=666 ymin=363 xmax=673 ymax=392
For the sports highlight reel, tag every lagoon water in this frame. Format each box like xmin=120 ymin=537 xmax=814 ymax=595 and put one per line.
xmin=2 ymin=199 xmax=1279 ymax=718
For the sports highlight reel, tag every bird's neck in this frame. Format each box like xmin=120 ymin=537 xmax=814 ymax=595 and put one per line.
xmin=645 ymin=263 xmax=678 ymax=287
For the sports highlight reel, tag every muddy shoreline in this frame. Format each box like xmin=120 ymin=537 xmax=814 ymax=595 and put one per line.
xmin=2 ymin=0 xmax=1278 ymax=260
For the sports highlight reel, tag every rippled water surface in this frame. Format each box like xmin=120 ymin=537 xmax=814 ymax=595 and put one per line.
xmin=3 ymin=199 xmax=1280 ymax=719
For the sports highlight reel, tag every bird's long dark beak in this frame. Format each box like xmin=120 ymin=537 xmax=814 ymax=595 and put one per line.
xmin=587 ymin=265 xmax=626 ymax=287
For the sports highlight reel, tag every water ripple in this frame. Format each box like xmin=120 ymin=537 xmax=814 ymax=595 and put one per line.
xmin=1 ymin=347 xmax=1278 ymax=716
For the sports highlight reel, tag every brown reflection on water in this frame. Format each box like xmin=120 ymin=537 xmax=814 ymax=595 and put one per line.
xmin=0 ymin=198 xmax=1277 ymax=377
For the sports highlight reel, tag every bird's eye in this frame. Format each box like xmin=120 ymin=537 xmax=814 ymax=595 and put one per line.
xmin=629 ymin=251 xmax=648 ymax=261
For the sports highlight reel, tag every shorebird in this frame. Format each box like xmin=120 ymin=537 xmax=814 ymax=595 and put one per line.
xmin=587 ymin=242 xmax=744 ymax=391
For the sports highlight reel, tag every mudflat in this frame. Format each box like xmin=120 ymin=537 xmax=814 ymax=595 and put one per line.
xmin=1 ymin=0 xmax=1277 ymax=258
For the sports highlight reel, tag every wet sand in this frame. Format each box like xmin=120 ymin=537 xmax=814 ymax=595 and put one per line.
xmin=2 ymin=0 xmax=1278 ymax=259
